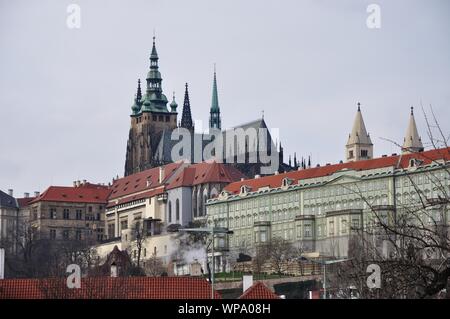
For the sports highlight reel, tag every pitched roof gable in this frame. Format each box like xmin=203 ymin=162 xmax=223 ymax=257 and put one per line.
xmin=239 ymin=282 xmax=280 ymax=299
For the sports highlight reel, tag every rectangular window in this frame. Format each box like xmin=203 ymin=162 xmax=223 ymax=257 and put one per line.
xmin=352 ymin=219 xmax=360 ymax=230
xmin=63 ymin=209 xmax=70 ymax=220
xmin=76 ymin=230 xmax=82 ymax=240
xmin=63 ymin=230 xmax=69 ymax=240
xmin=304 ymin=224 xmax=312 ymax=237
xmin=108 ymin=224 xmax=115 ymax=238
xmin=120 ymin=220 xmax=128 ymax=231
xmin=260 ymin=230 xmax=267 ymax=243
xmin=76 ymin=210 xmax=82 ymax=220
xmin=329 ymin=221 xmax=334 ymax=236
xmin=50 ymin=229 xmax=56 ymax=240
xmin=50 ymin=208 xmax=57 ymax=219
xmin=88 ymin=206 xmax=92 ymax=213
xmin=341 ymin=219 xmax=347 ymax=234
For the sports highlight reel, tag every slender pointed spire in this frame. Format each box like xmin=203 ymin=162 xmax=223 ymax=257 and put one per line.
xmin=345 ymin=102 xmax=373 ymax=161
xmin=151 ymin=35 xmax=158 ymax=59
xmin=308 ymin=155 xmax=311 ymax=168
xmin=180 ymin=83 xmax=194 ymax=130
xmin=131 ymin=79 xmax=142 ymax=115
xmin=136 ymin=79 xmax=142 ymax=101
xmin=289 ymin=155 xmax=292 ymax=167
xmin=209 ymin=65 xmax=221 ymax=129
xmin=402 ymin=106 xmax=424 ymax=153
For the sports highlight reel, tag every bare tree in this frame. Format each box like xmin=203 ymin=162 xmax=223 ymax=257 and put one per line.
xmin=329 ymin=106 xmax=450 ymax=299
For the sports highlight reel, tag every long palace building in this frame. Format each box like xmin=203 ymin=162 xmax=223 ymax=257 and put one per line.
xmin=206 ymin=106 xmax=450 ymax=261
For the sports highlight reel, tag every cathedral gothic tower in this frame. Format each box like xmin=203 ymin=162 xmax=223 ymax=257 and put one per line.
xmin=345 ymin=103 xmax=373 ymax=162
xmin=124 ymin=37 xmax=178 ymax=176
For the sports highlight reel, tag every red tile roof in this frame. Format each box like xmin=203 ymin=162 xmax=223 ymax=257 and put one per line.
xmin=225 ymin=147 xmax=450 ymax=194
xmin=106 ymin=187 xmax=165 ymax=208
xmin=109 ymin=162 xmax=183 ymax=200
xmin=167 ymin=161 xmax=246 ymax=190
xmin=0 ymin=277 xmax=221 ymax=299
xmin=30 ymin=183 xmax=111 ymax=204
xmin=239 ymin=282 xmax=280 ymax=299
xmin=16 ymin=197 xmax=36 ymax=208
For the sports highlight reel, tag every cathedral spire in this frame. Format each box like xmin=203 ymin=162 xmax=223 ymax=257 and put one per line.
xmin=180 ymin=83 xmax=194 ymax=130
xmin=141 ymin=36 xmax=169 ymax=112
xmin=209 ymin=65 xmax=221 ymax=130
xmin=345 ymin=102 xmax=373 ymax=162
xmin=402 ymin=106 xmax=424 ymax=153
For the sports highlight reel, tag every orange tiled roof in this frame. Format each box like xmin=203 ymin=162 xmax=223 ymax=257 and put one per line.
xmin=30 ymin=183 xmax=111 ymax=204
xmin=225 ymin=147 xmax=450 ymax=194
xmin=0 ymin=277 xmax=221 ymax=299
xmin=167 ymin=161 xmax=246 ymax=190
xmin=109 ymin=162 xmax=183 ymax=200
xmin=239 ymin=282 xmax=280 ymax=299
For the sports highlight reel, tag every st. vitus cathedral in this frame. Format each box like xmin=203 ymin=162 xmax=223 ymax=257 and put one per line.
xmin=124 ymin=37 xmax=292 ymax=177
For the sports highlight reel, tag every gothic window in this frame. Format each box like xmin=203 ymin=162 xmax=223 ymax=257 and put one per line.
xmin=176 ymin=199 xmax=180 ymax=221
xmin=349 ymin=150 xmax=354 ymax=159
xmin=361 ymin=149 xmax=368 ymax=157
xmin=168 ymin=201 xmax=172 ymax=223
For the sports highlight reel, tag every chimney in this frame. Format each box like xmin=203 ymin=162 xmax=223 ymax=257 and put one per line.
xmin=243 ymin=275 xmax=253 ymax=293
xmin=158 ymin=167 xmax=165 ymax=183
xmin=110 ymin=263 xmax=118 ymax=278
xmin=274 ymin=171 xmax=279 ymax=175
xmin=24 ymin=192 xmax=30 ymax=198
xmin=76 ymin=180 xmax=81 ymax=187
xmin=34 ymin=191 xmax=40 ymax=197
xmin=255 ymin=174 xmax=260 ymax=179
xmin=7 ymin=189 xmax=13 ymax=197
xmin=82 ymin=179 xmax=87 ymax=185
xmin=240 ymin=178 xmax=245 ymax=181
xmin=0 ymin=248 xmax=4 ymax=279
xmin=73 ymin=181 xmax=77 ymax=187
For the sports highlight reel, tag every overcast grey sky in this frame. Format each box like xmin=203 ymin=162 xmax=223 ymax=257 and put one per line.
xmin=1 ymin=0 xmax=449 ymax=197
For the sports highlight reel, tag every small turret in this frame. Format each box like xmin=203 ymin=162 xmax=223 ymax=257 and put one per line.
xmin=170 ymin=92 xmax=178 ymax=112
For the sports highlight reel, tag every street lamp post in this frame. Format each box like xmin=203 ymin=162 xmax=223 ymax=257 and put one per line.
xmin=180 ymin=226 xmax=233 ymax=299
xmin=299 ymin=256 xmax=353 ymax=299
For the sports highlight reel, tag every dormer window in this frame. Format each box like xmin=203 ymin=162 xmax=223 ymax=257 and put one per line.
xmin=282 ymin=178 xmax=293 ymax=188
xmin=240 ymin=185 xmax=251 ymax=195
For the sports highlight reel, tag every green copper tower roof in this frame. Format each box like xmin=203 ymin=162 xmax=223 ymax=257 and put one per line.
xmin=209 ymin=65 xmax=221 ymax=129
xmin=170 ymin=91 xmax=178 ymax=112
xmin=140 ymin=36 xmax=170 ymax=113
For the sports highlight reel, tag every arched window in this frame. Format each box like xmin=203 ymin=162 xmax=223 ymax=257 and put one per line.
xmin=203 ymin=194 xmax=208 ymax=216
xmin=176 ymin=199 xmax=180 ymax=221
xmin=168 ymin=201 xmax=172 ymax=223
